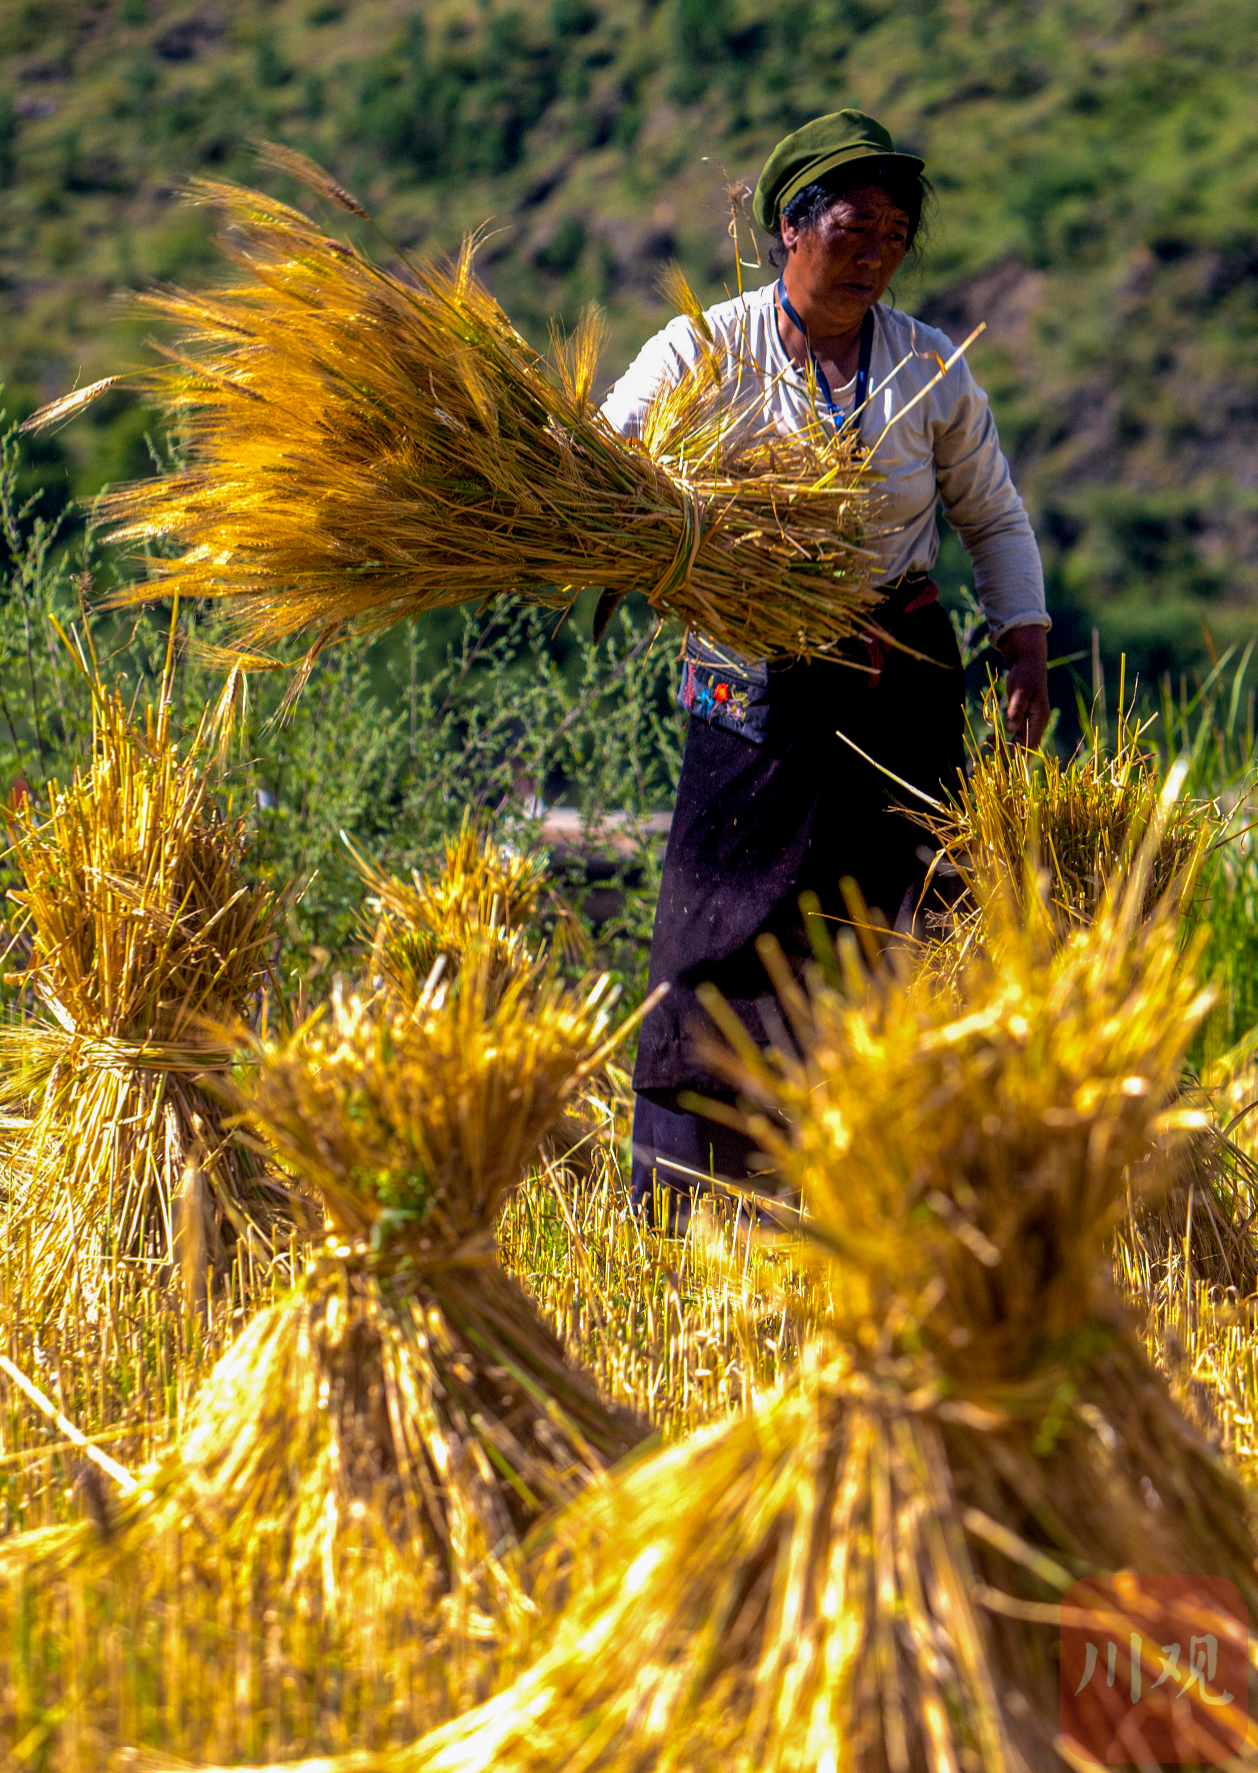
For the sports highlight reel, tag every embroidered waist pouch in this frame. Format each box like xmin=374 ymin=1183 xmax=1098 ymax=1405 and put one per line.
xmin=677 ymin=573 xmax=940 ymax=745
xmin=677 ymin=632 xmax=771 ymax=743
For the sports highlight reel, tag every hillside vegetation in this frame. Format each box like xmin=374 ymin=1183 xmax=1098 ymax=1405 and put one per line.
xmin=2 ymin=0 xmax=1258 ymax=682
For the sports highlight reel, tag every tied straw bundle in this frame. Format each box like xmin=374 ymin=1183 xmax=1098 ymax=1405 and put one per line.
xmin=3 ymin=959 xmax=651 ymax=1752
xmin=920 ymin=712 xmax=1246 ymax=1288
xmin=920 ymin=698 xmax=1218 ymax=970
xmin=392 ymin=848 xmax=1258 ymax=1772
xmin=0 ymin=650 xmax=300 ymax=1320
xmin=24 ymin=144 xmax=890 ymax=671
xmin=350 ymin=819 xmax=610 ymax=1177
xmin=348 ymin=814 xmax=580 ymax=1010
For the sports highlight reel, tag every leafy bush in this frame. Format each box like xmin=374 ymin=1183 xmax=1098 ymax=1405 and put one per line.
xmin=0 ymin=89 xmax=16 ymax=189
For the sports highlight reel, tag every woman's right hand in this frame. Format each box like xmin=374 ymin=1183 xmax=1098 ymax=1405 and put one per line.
xmin=998 ymin=624 xmax=1051 ymax=748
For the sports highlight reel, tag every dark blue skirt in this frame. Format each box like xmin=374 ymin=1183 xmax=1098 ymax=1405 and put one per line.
xmin=629 ymin=586 xmax=964 ymax=1211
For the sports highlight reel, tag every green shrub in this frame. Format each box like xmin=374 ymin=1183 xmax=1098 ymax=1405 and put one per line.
xmin=149 ymin=213 xmax=218 ymax=279
xmin=0 ymin=89 xmax=15 ymax=189
xmin=254 ymin=31 xmax=292 ymax=89
xmin=552 ymin=0 xmax=598 ymax=35
xmin=535 ymin=214 xmax=586 ymax=272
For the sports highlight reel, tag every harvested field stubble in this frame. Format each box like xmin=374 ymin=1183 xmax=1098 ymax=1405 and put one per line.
xmin=499 ymin=1169 xmax=820 ymax=1441
xmin=0 ymin=1234 xmax=303 ymax=1537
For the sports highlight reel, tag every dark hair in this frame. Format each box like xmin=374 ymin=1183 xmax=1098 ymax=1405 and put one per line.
xmin=768 ymin=160 xmax=932 ymax=267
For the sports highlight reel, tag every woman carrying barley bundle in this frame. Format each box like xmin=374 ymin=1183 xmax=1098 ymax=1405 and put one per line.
xmin=608 ymin=110 xmax=1052 ymax=1219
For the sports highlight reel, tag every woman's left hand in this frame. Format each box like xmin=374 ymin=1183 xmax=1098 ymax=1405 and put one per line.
xmin=998 ymin=624 xmax=1051 ymax=747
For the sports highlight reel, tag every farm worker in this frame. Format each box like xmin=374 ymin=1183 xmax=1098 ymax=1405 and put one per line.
xmin=600 ymin=109 xmax=1051 ymax=1222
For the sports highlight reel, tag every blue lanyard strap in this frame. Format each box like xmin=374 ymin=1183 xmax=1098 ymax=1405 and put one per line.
xmin=776 ymin=278 xmax=875 ymax=433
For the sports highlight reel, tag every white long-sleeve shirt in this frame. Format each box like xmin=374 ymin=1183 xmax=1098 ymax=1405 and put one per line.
xmin=600 ymin=280 xmax=1049 ymax=642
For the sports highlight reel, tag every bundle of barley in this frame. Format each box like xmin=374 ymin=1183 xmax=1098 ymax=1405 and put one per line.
xmin=349 ymin=816 xmax=563 ymax=1009
xmin=398 ymin=870 xmax=1258 ymax=1773
xmin=922 ymin=703 xmax=1216 ymax=966
xmin=922 ymin=714 xmax=1245 ymax=1287
xmin=0 ymin=677 xmax=299 ymax=1323
xmin=352 ymin=818 xmax=610 ymax=1178
xmin=24 ymin=146 xmax=887 ymax=669
xmin=1117 ymin=1099 xmax=1258 ymax=1296
xmin=4 ymin=961 xmax=648 ymax=1755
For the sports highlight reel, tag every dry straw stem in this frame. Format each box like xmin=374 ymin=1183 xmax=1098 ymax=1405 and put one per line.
xmin=25 ymin=146 xmax=885 ymax=669
xmin=2 ymin=962 xmax=648 ymax=1750
xmin=397 ymin=867 xmax=1258 ymax=1773
xmin=0 ymin=670 xmax=300 ymax=1322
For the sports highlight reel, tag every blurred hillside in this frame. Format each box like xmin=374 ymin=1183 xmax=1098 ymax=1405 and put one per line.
xmin=2 ymin=0 xmax=1257 ymax=687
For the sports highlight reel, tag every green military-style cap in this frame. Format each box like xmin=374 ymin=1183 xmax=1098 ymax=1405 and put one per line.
xmin=751 ymin=109 xmax=924 ymax=232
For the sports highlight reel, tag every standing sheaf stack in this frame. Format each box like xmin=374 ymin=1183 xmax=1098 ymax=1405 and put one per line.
xmin=0 ymin=676 xmax=300 ymax=1323
xmin=0 ymin=958 xmax=648 ymax=1755
xmin=349 ymin=816 xmax=569 ymax=1009
xmin=921 ymin=706 xmax=1216 ymax=968
xmin=351 ymin=819 xmax=613 ymax=1175
xmin=922 ymin=718 xmax=1251 ymax=1290
xmin=194 ymin=960 xmax=647 ymax=1631
xmin=22 ymin=145 xmax=884 ymax=670
xmin=395 ymin=868 xmax=1257 ymax=1773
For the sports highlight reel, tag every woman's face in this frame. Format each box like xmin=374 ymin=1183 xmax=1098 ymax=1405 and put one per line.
xmin=780 ymin=184 xmax=911 ymax=336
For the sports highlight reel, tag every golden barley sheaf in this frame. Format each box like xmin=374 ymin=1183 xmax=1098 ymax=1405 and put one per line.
xmin=920 ymin=708 xmax=1248 ymax=1289
xmin=384 ymin=855 xmax=1258 ymax=1773
xmin=0 ymin=673 xmax=306 ymax=1329
xmin=921 ymin=699 xmax=1217 ymax=968
xmin=24 ymin=145 xmax=890 ymax=675
xmin=350 ymin=814 xmax=612 ymax=1178
xmin=348 ymin=813 xmax=563 ymax=1010
xmin=0 ymin=959 xmax=650 ymax=1756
